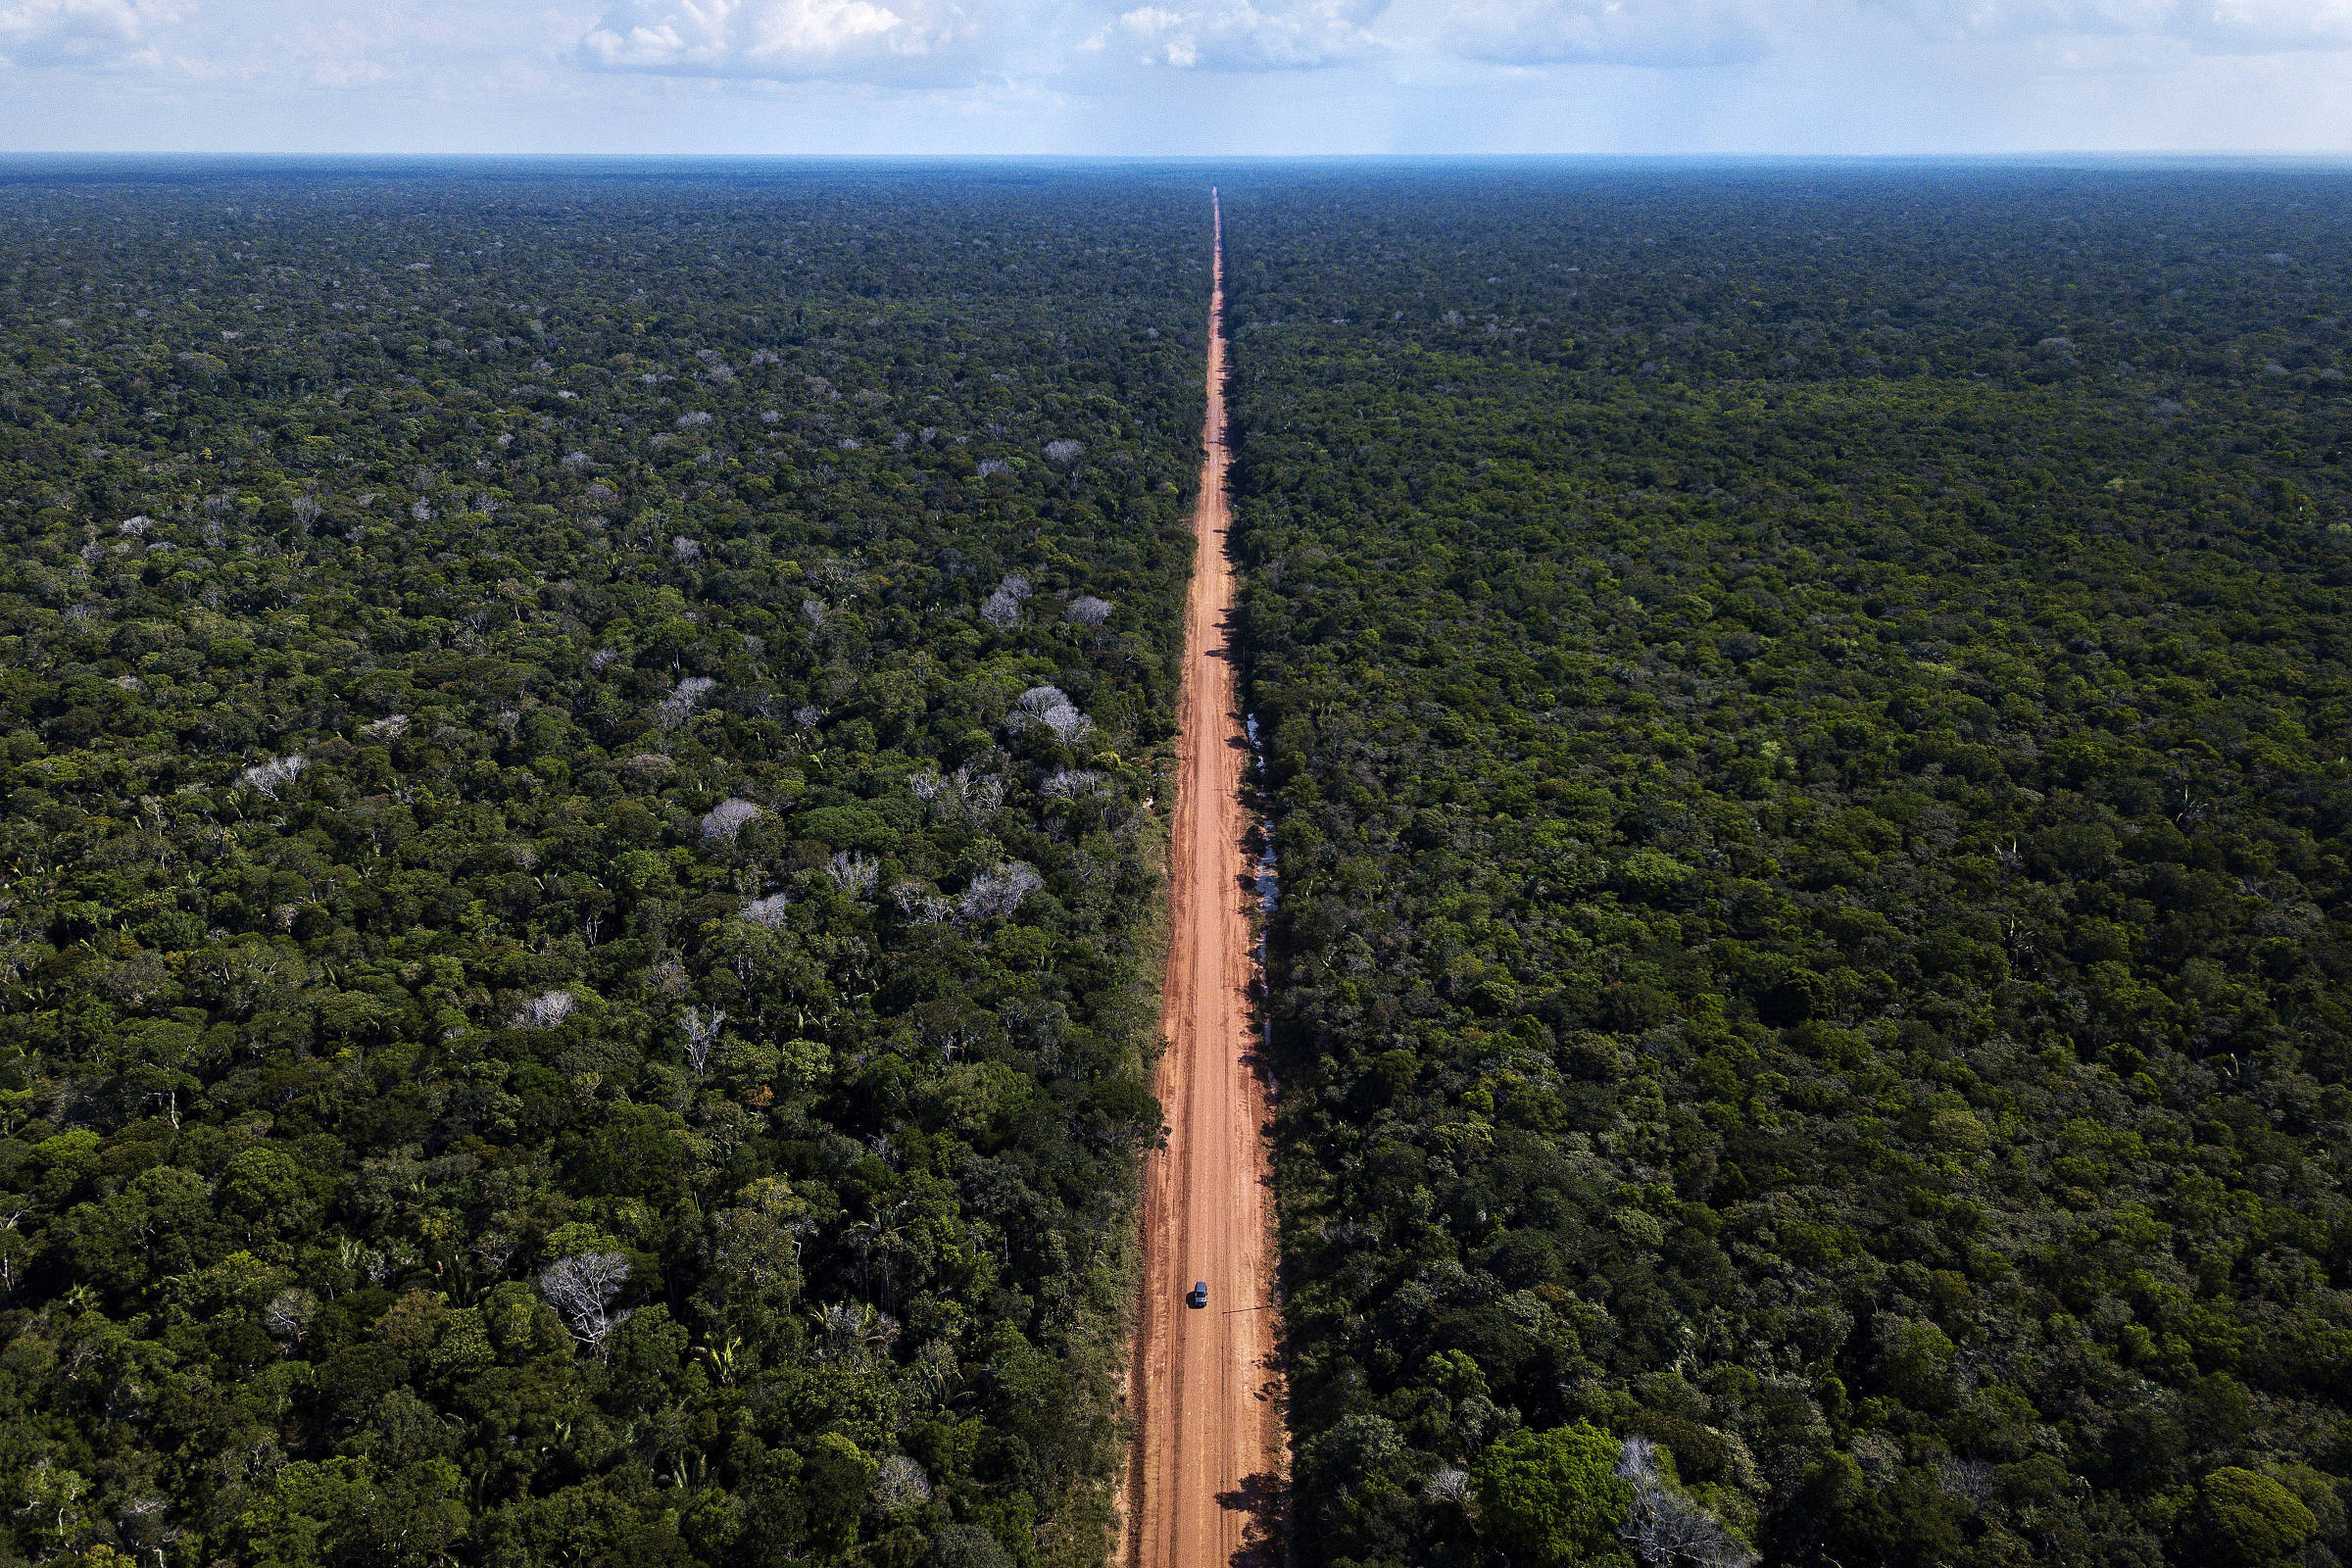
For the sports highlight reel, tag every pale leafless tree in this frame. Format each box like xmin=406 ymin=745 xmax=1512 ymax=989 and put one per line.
xmin=702 ymin=798 xmax=761 ymax=843
xmin=827 ymin=852 xmax=879 ymax=895
xmin=238 ymin=755 xmax=308 ymax=800
xmin=657 ymin=675 xmax=718 ymax=729
xmin=1615 ymin=1437 xmax=1757 ymax=1568
xmin=511 ymin=990 xmax=575 ymax=1029
xmin=1067 ymin=595 xmax=1113 ymax=624
xmin=958 ymin=862 xmax=1042 ymax=924
xmin=872 ymin=1455 xmax=934 ymax=1513
xmin=1008 ymin=685 xmax=1094 ymax=747
xmin=1937 ymin=1457 xmax=1996 ymax=1506
xmin=743 ymin=892 xmax=792 ymax=928
xmin=910 ymin=765 xmax=1003 ymax=824
xmin=1012 ymin=684 xmax=1065 ymax=719
xmin=1041 ymin=704 xmax=1094 ymax=747
xmin=680 ymin=1007 xmax=727 ymax=1075
xmin=540 ymin=1252 xmax=633 ymax=1355
xmin=893 ymin=881 xmax=955 ymax=925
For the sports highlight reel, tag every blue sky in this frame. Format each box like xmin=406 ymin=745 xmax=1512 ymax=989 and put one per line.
xmin=1 ymin=0 xmax=2349 ymax=153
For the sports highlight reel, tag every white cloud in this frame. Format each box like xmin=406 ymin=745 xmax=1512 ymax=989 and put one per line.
xmin=1 ymin=0 xmax=2348 ymax=152
xmin=1443 ymin=0 xmax=1765 ymax=64
xmin=1094 ymin=0 xmax=1389 ymax=68
xmin=1875 ymin=0 xmax=2352 ymax=49
xmin=1433 ymin=0 xmax=2351 ymax=71
xmin=0 ymin=0 xmax=183 ymax=67
xmin=2201 ymin=0 xmax=2352 ymax=48
xmin=581 ymin=0 xmax=997 ymax=81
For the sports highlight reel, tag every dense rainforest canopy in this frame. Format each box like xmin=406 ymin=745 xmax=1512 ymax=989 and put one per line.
xmin=1220 ymin=165 xmax=2352 ymax=1568
xmin=0 ymin=162 xmax=1207 ymax=1567
xmin=10 ymin=156 xmax=2352 ymax=1568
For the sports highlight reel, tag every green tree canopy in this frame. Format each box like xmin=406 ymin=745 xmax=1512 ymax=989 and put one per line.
xmin=1470 ymin=1423 xmax=1632 ymax=1568
xmin=2190 ymin=1468 xmax=2319 ymax=1568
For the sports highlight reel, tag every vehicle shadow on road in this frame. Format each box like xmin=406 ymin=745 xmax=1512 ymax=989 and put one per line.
xmin=1215 ymin=1469 xmax=1287 ymax=1568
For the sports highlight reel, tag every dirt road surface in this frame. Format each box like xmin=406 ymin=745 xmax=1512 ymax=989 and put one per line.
xmin=1127 ymin=190 xmax=1287 ymax=1568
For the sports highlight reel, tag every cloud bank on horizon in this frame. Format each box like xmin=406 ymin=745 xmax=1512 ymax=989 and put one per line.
xmin=0 ymin=0 xmax=2348 ymax=150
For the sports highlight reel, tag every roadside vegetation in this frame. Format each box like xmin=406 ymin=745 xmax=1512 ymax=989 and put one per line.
xmin=1223 ymin=165 xmax=2352 ymax=1568
xmin=0 ymin=165 xmax=1206 ymax=1568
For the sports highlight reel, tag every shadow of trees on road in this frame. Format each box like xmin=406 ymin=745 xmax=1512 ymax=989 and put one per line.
xmin=1216 ymin=1469 xmax=1288 ymax=1568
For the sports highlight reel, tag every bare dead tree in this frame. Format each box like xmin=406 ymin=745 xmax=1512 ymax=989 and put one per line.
xmin=910 ymin=764 xmax=1004 ymax=825
xmin=1006 ymin=685 xmax=1094 ymax=747
xmin=680 ymin=1007 xmax=727 ymax=1075
xmin=701 ymin=798 xmax=761 ymax=843
xmin=540 ymin=1252 xmax=633 ymax=1355
xmin=1615 ymin=1437 xmax=1757 ymax=1568
xmin=872 ymin=1454 xmax=934 ymax=1512
xmin=1425 ymin=1465 xmax=1471 ymax=1502
xmin=892 ymin=881 xmax=955 ymax=924
xmin=657 ymin=675 xmax=718 ymax=730
xmin=827 ymin=851 xmax=879 ymax=895
xmin=958 ymin=862 xmax=1042 ymax=924
xmin=511 ymin=990 xmax=575 ymax=1029
xmin=238 ymin=755 xmax=308 ymax=800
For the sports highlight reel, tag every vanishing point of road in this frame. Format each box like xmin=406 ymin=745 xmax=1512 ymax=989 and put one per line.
xmin=1127 ymin=189 xmax=1289 ymax=1568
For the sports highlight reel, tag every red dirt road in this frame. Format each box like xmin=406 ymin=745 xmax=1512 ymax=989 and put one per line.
xmin=1128 ymin=191 xmax=1287 ymax=1568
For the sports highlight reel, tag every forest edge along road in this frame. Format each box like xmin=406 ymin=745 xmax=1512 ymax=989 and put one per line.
xmin=1128 ymin=190 xmax=1288 ymax=1568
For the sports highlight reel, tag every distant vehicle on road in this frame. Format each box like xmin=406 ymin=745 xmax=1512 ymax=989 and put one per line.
xmin=1187 ymin=1280 xmax=1208 ymax=1309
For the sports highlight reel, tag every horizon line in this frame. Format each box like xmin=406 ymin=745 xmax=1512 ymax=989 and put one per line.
xmin=5 ymin=149 xmax=2352 ymax=166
